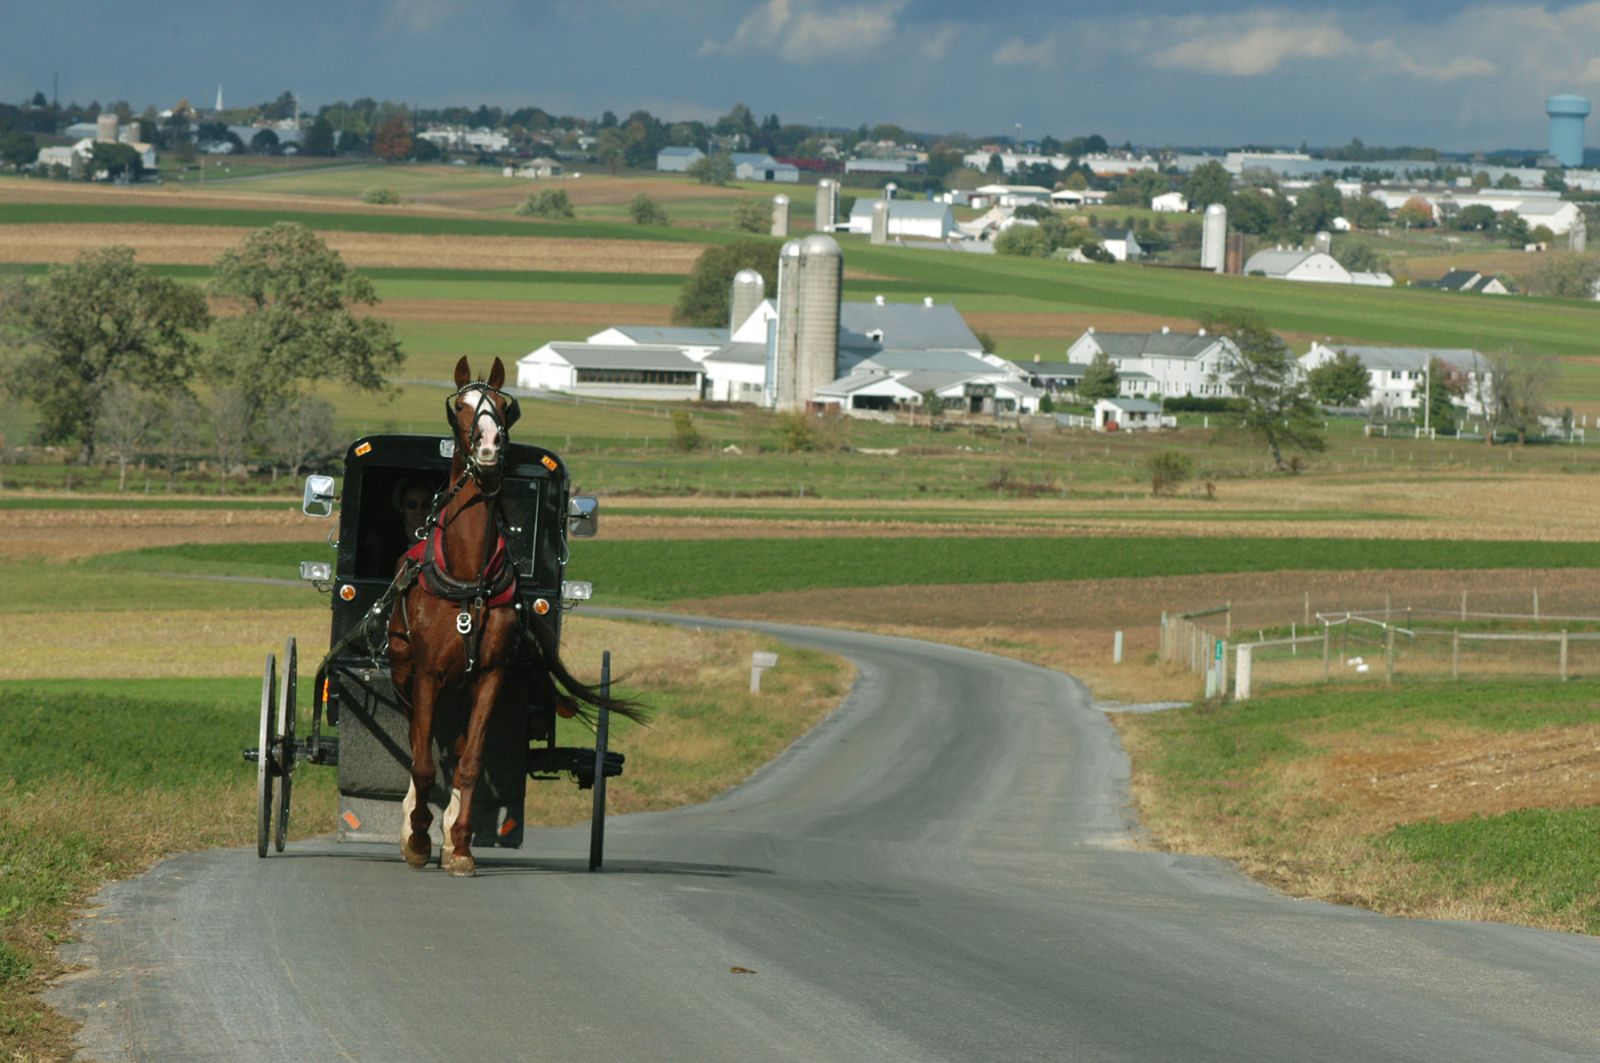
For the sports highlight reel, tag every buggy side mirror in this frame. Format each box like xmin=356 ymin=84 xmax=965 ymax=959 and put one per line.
xmin=568 ymin=495 xmax=599 ymax=538
xmin=302 ymin=474 xmax=337 ymax=518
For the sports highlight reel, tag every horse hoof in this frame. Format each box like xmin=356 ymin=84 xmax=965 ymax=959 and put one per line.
xmin=401 ymin=834 xmax=432 ymax=869
xmin=443 ymin=851 xmax=476 ymax=877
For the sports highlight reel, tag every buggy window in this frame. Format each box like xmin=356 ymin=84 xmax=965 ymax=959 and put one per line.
xmin=499 ymin=477 xmax=562 ymax=589
xmin=353 ymin=466 xmax=448 ymax=578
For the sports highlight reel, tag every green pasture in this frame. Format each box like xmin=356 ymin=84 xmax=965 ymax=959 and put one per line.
xmin=85 ymin=537 xmax=1600 ymax=606
xmin=1129 ymin=679 xmax=1600 ymax=933
xmin=0 ymin=559 xmax=308 ymax=612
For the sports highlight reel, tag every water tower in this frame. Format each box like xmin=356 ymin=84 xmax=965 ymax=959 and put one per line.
xmin=1547 ymin=94 xmax=1591 ymax=168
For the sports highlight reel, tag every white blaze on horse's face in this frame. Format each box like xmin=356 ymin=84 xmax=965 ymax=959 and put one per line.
xmin=462 ymin=386 xmax=503 ymax=468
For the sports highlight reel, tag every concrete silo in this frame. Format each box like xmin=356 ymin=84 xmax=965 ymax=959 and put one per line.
xmin=771 ymin=194 xmax=790 ymax=237
xmin=870 ymin=199 xmax=890 ymax=245
xmin=771 ymin=240 xmax=803 ymax=409
xmin=1547 ymin=95 xmax=1591 ymax=168
xmin=730 ymin=268 xmax=764 ymax=332
xmin=1313 ymin=230 xmax=1332 ymax=254
xmin=793 ymin=235 xmax=843 ymax=409
xmin=1201 ymin=203 xmax=1228 ymax=272
xmin=96 ymin=113 xmax=118 ymax=143
xmin=815 ymin=179 xmax=838 ymax=232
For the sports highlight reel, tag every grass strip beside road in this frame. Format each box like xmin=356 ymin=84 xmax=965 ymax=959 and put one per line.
xmin=0 ymin=619 xmax=852 ymax=1060
xmin=1115 ymin=679 xmax=1600 ymax=934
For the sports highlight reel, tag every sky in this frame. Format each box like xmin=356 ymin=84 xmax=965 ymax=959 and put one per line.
xmin=3 ymin=0 xmax=1598 ymax=152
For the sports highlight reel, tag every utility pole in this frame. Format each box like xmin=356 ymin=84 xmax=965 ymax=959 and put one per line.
xmin=1423 ymin=358 xmax=1430 ymax=433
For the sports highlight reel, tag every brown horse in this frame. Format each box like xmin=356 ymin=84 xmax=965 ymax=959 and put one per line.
xmin=388 ymin=355 xmax=639 ymax=876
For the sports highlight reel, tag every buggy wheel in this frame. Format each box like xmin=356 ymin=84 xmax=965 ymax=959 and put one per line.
xmin=257 ymin=652 xmax=278 ymax=858
xmin=588 ymin=651 xmax=612 ymax=872
xmin=274 ymin=638 xmax=297 ymax=853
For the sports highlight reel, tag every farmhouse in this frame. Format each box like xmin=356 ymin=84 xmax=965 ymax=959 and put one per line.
xmin=1067 ymin=327 xmax=1241 ymax=398
xmin=1299 ymin=342 xmax=1492 ymax=417
xmin=846 ymin=199 xmax=958 ymax=240
xmin=1413 ymin=269 xmax=1512 ymax=295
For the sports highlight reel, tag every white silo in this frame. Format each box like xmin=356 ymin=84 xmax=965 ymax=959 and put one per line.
xmin=771 ymin=194 xmax=790 ymax=237
xmin=1201 ymin=203 xmax=1228 ymax=272
xmin=815 ymin=179 xmax=838 ymax=232
xmin=730 ymin=268 xmax=764 ymax=332
xmin=793 ymin=235 xmax=843 ymax=410
xmin=96 ymin=113 xmax=118 ymax=144
xmin=870 ymin=199 xmax=889 ymax=245
xmin=1570 ymin=211 xmax=1587 ymax=252
xmin=1313 ymin=230 xmax=1332 ymax=254
xmin=772 ymin=240 xmax=803 ymax=409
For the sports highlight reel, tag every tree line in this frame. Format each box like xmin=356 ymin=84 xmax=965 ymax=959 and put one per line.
xmin=0 ymin=224 xmax=403 ymax=491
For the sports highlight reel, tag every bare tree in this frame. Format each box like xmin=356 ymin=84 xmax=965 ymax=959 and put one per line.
xmin=260 ymin=394 xmax=339 ymax=480
xmin=150 ymin=387 xmax=198 ymax=491
xmin=208 ymin=387 xmax=254 ymax=494
xmin=1487 ymin=352 xmax=1558 ymax=445
xmin=98 ymin=381 xmax=156 ymax=491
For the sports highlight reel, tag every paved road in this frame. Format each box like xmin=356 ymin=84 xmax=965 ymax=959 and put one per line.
xmin=49 ymin=618 xmax=1600 ymax=1061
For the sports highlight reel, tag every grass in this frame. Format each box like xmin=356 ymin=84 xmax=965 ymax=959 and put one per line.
xmin=78 ymin=536 xmax=1600 ymax=605
xmin=0 ymin=559 xmax=310 ymax=612
xmin=1116 ymin=679 xmax=1600 ymax=933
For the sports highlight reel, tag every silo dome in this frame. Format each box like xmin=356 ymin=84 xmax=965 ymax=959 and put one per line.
xmin=799 ymin=233 xmax=842 ymax=258
xmin=729 ymin=269 xmax=764 ymax=332
xmin=1205 ymin=202 xmax=1227 ymax=216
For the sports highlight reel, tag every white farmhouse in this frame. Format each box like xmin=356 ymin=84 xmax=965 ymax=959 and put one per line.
xmin=1067 ymin=327 xmax=1241 ymax=399
xmin=1299 ymin=342 xmax=1492 ymax=416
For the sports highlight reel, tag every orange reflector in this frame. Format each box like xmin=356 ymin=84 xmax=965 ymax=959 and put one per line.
xmin=342 ymin=811 xmax=361 ymax=830
xmin=541 ymin=455 xmax=557 ymax=470
xmin=339 ymin=584 xmax=356 ymax=601
xmin=498 ymin=818 xmax=518 ymax=837
xmin=355 ymin=441 xmax=372 ymax=456
xmin=533 ymin=598 xmax=550 ymax=615
xmin=321 ymin=677 xmax=330 ymax=705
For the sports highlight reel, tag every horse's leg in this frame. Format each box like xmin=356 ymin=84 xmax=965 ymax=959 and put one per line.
xmin=441 ymin=668 xmax=506 ymax=878
xmin=401 ymin=672 xmax=441 ymax=869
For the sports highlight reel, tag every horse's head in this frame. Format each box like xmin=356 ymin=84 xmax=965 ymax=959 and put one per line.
xmin=447 ymin=357 xmax=520 ymax=480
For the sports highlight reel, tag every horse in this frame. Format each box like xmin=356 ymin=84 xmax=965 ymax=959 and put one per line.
xmin=387 ymin=355 xmax=642 ymax=876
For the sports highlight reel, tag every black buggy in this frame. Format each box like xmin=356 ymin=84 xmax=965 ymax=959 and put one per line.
xmin=245 ymin=434 xmax=623 ymax=869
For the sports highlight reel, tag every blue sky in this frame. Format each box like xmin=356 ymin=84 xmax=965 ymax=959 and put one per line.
xmin=4 ymin=1 xmax=1597 ymax=151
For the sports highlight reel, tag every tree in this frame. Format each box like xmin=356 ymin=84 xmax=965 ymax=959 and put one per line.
xmin=0 ymin=246 xmax=209 ymax=459
xmin=672 ymin=239 xmax=780 ymax=327
xmin=1454 ymin=204 xmax=1498 ymax=231
xmin=1078 ymin=350 xmax=1119 ymax=401
xmin=1342 ymin=194 xmax=1389 ymax=230
xmin=97 ymin=380 xmax=155 ymax=490
xmin=687 ymin=153 xmax=734 ymax=186
xmin=1331 ymin=239 xmax=1383 ymax=273
xmin=1497 ymin=211 xmax=1530 ymax=246
xmin=1306 ymin=350 xmax=1371 ymax=406
xmin=1420 ymin=357 xmax=1465 ymax=433
xmin=207 ymin=386 xmax=254 ymax=493
xmin=732 ymin=198 xmax=772 ymax=233
xmin=1528 ymin=252 xmax=1600 ymax=298
xmin=1486 ymin=352 xmax=1557 ymax=444
xmin=994 ymin=224 xmax=1051 ymax=257
xmin=262 ymin=393 xmax=338 ymax=477
xmin=1147 ymin=450 xmax=1193 ymax=496
xmin=372 ymin=111 xmax=413 ymax=162
xmin=1228 ymin=188 xmax=1287 ymax=235
xmin=336 ymin=129 xmax=365 ymax=155
xmin=627 ymin=193 xmax=670 ymax=226
xmin=1201 ymin=308 xmax=1326 ymax=469
xmin=596 ymin=127 xmax=627 ymax=175
xmin=1183 ymin=161 xmax=1231 ymax=209
xmin=1395 ymin=197 xmax=1435 ymax=228
xmin=669 ymin=410 xmax=702 ymax=451
xmin=305 ymin=116 xmax=336 ymax=157
xmin=515 ymin=188 xmax=575 ymax=217
xmin=1292 ymin=180 xmax=1343 ymax=234
xmin=89 ymin=141 xmax=141 ymax=180
xmin=0 ymin=129 xmax=38 ymax=170
xmin=206 ymin=223 xmax=403 ymax=415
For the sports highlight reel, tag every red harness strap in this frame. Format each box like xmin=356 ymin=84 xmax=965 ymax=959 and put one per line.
xmin=404 ymin=528 xmax=518 ymax=608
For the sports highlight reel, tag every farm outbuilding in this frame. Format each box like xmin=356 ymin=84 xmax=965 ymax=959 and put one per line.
xmin=846 ymin=199 xmax=957 ymax=240
xmin=516 ymin=343 xmax=704 ymax=400
xmin=1094 ymin=397 xmax=1164 ymax=431
xmin=656 ymin=146 xmax=705 ymax=172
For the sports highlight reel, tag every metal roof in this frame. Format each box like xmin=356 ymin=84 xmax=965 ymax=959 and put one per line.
xmin=817 ymin=373 xmax=911 ymax=396
xmin=658 ymin=146 xmax=703 ymax=156
xmin=847 ymin=199 xmax=953 ymax=221
xmin=1321 ymin=345 xmax=1486 ymax=373
xmin=854 ymin=350 xmax=995 ymax=373
xmin=841 ymin=301 xmax=982 ymax=352
xmin=540 ymin=344 xmax=703 ymax=371
xmin=704 ymin=342 xmax=768 ymax=365
xmin=1082 ymin=331 xmax=1227 ymax=360
xmin=607 ymin=325 xmax=728 ymax=346
xmin=1243 ymin=249 xmax=1316 ymax=276
xmin=1021 ymin=360 xmax=1091 ymax=377
xmin=1100 ymin=397 xmax=1163 ymax=412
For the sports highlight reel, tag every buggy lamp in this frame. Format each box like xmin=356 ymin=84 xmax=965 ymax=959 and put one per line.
xmin=561 ymin=580 xmax=593 ymax=603
xmin=299 ymin=561 xmax=332 ymax=582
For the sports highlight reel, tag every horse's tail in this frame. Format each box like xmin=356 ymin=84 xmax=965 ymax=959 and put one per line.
xmin=522 ymin=612 xmax=649 ymax=727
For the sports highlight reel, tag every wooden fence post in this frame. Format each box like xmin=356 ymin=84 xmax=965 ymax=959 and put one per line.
xmin=1560 ymin=629 xmax=1569 ymax=681
xmin=1323 ymin=623 xmax=1331 ymax=680
xmin=1460 ymin=589 xmax=1467 ymax=620
xmin=1533 ymin=587 xmax=1540 ymax=620
xmin=1386 ymin=625 xmax=1396 ymax=685
xmin=1452 ymin=630 xmax=1460 ymax=680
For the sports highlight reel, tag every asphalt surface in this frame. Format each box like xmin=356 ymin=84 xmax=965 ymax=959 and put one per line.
xmin=48 ymin=617 xmax=1600 ymax=1061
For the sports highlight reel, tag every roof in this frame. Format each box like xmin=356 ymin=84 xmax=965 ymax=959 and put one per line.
xmin=854 ymin=350 xmax=995 ymax=374
xmin=1321 ymin=345 xmax=1486 ymax=373
xmin=1515 ymin=199 xmax=1573 ymax=216
xmin=816 ymin=372 xmax=911 ymax=397
xmin=533 ymin=344 xmax=703 ymax=371
xmin=658 ymin=146 xmax=703 ymax=157
xmin=1099 ymin=397 xmax=1163 ymax=412
xmin=841 ymin=301 xmax=982 ymax=352
xmin=848 ymin=199 xmax=953 ymax=221
xmin=704 ymin=342 xmax=767 ymax=365
xmin=1244 ymin=249 xmax=1316 ymax=276
xmin=731 ymin=152 xmax=778 ymax=166
xmin=1020 ymin=360 xmax=1090 ymax=377
xmin=1417 ymin=270 xmax=1481 ymax=291
xmin=1081 ymin=330 xmax=1226 ymax=360
xmin=606 ymin=325 xmax=728 ymax=346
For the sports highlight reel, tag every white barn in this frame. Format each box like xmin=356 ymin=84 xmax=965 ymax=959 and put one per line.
xmin=515 ymin=343 xmax=704 ymax=400
xmin=846 ymin=199 xmax=957 ymax=240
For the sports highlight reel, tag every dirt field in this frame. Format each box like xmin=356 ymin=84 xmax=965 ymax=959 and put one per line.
xmin=0 ymin=222 xmax=706 ymax=273
xmin=405 ymin=175 xmax=757 ymax=212
xmin=0 ymin=505 xmax=326 ymax=560
xmin=369 ymin=298 xmax=673 ymax=325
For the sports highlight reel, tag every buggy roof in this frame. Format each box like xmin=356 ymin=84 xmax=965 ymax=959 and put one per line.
xmin=340 ymin=435 xmax=567 ymax=485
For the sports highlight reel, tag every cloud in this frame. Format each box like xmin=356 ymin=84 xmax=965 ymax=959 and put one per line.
xmin=1150 ymin=13 xmax=1356 ymax=76
xmin=919 ymin=24 xmax=960 ymax=61
xmin=701 ymin=0 xmax=906 ymax=62
xmin=992 ymin=35 xmax=1056 ymax=68
xmin=385 ymin=0 xmax=472 ymax=33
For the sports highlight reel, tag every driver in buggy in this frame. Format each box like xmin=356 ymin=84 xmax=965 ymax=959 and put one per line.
xmin=358 ymin=477 xmax=437 ymax=577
